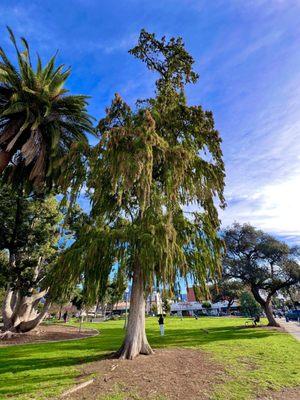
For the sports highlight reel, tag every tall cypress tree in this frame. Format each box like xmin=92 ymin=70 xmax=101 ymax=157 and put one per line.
xmin=57 ymin=30 xmax=225 ymax=359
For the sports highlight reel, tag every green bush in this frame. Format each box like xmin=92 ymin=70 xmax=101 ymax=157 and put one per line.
xmin=240 ymin=291 xmax=261 ymax=317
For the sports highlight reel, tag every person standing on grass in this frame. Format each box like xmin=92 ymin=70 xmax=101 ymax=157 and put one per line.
xmin=63 ymin=311 xmax=68 ymax=323
xmin=158 ymin=314 xmax=165 ymax=336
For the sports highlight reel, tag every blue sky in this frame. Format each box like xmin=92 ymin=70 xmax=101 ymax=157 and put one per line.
xmin=1 ymin=0 xmax=300 ymax=243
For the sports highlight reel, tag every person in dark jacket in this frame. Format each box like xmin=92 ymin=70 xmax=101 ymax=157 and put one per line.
xmin=63 ymin=311 xmax=68 ymax=323
xmin=158 ymin=315 xmax=165 ymax=336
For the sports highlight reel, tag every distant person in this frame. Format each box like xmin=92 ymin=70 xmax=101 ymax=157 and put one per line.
xmin=285 ymin=314 xmax=289 ymax=322
xmin=63 ymin=311 xmax=68 ymax=323
xmin=253 ymin=315 xmax=260 ymax=326
xmin=158 ymin=314 xmax=165 ymax=336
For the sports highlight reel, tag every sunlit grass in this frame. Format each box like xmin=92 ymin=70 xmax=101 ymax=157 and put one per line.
xmin=0 ymin=317 xmax=299 ymax=399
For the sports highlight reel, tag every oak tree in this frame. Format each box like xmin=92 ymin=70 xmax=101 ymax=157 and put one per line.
xmin=223 ymin=223 xmax=300 ymax=326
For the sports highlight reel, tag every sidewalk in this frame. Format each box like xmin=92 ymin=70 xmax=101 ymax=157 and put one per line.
xmin=277 ymin=319 xmax=300 ymax=341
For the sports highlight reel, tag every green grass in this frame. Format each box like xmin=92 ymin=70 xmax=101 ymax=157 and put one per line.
xmin=0 ymin=317 xmax=299 ymax=400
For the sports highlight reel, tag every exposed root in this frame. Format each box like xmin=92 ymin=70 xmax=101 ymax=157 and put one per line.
xmin=116 ymin=340 xmax=154 ymax=360
xmin=0 ymin=330 xmax=22 ymax=340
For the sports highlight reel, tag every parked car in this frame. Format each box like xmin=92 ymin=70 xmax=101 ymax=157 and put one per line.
xmin=285 ymin=309 xmax=300 ymax=321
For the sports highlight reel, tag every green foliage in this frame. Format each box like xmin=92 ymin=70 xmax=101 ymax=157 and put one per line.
xmin=97 ymin=269 xmax=127 ymax=312
xmin=202 ymin=301 xmax=212 ymax=309
xmin=0 ymin=183 xmax=63 ymax=295
xmin=0 ymin=250 xmax=8 ymax=288
xmin=210 ymin=279 xmax=244 ymax=305
xmin=223 ymin=223 xmax=300 ymax=300
xmin=0 ymin=182 xmax=83 ymax=299
xmin=240 ymin=291 xmax=262 ymax=317
xmin=193 ymin=284 xmax=204 ymax=301
xmin=70 ymin=286 xmax=84 ymax=311
xmin=0 ymin=27 xmax=94 ymax=192
xmin=151 ymin=303 xmax=158 ymax=314
xmin=56 ymin=29 xmax=225 ymax=303
xmin=162 ymin=297 xmax=171 ymax=314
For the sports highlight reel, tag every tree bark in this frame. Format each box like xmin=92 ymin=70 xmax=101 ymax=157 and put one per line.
xmin=17 ymin=299 xmax=51 ymax=333
xmin=2 ymin=288 xmax=13 ymax=330
xmin=0 ymin=150 xmax=11 ymax=174
xmin=263 ymin=299 xmax=279 ymax=327
xmin=251 ymin=286 xmax=280 ymax=327
xmin=116 ymin=263 xmax=153 ymax=359
xmin=1 ymin=289 xmax=51 ymax=336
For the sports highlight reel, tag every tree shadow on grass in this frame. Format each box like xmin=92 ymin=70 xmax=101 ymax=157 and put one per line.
xmin=148 ymin=325 xmax=277 ymax=349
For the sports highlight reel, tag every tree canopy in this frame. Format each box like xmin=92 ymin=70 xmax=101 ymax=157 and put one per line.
xmin=53 ymin=29 xmax=226 ymax=359
xmin=210 ymin=279 xmax=243 ymax=313
xmin=223 ymin=223 xmax=300 ymax=326
xmin=0 ymin=182 xmax=83 ymax=334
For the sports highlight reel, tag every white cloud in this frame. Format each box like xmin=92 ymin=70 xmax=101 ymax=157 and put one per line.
xmin=222 ymin=171 xmax=300 ymax=243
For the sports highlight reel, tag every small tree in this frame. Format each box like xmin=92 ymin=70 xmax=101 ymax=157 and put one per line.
xmin=223 ymin=223 xmax=300 ymax=327
xmin=202 ymin=301 xmax=212 ymax=310
xmin=210 ymin=279 xmax=243 ymax=314
xmin=56 ymin=30 xmax=225 ymax=359
xmin=240 ymin=291 xmax=261 ymax=318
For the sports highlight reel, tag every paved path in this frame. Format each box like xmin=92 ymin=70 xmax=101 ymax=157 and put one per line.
xmin=277 ymin=319 xmax=300 ymax=341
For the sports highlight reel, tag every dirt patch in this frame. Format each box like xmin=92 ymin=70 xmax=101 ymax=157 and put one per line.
xmin=258 ymin=386 xmax=300 ymax=399
xmin=237 ymin=325 xmax=285 ymax=332
xmin=0 ymin=324 xmax=97 ymax=346
xmin=61 ymin=348 xmax=226 ymax=400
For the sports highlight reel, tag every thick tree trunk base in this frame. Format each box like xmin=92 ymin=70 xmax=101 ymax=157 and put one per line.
xmin=116 ymin=340 xmax=154 ymax=360
xmin=117 ymin=261 xmax=154 ymax=360
xmin=264 ymin=302 xmax=280 ymax=327
xmin=267 ymin=321 xmax=280 ymax=328
xmin=0 ymin=330 xmax=23 ymax=340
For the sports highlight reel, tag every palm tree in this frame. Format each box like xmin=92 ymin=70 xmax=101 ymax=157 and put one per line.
xmin=0 ymin=27 xmax=93 ymax=190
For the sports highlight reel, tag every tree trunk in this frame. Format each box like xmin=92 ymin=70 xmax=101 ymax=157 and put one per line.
xmin=2 ymin=288 xmax=13 ymax=330
xmin=1 ymin=289 xmax=51 ymax=337
xmin=102 ymin=303 xmax=107 ymax=318
xmin=116 ymin=263 xmax=153 ymax=359
xmin=0 ymin=150 xmax=11 ymax=174
xmin=17 ymin=299 xmax=51 ymax=333
xmin=226 ymin=298 xmax=234 ymax=315
xmin=58 ymin=304 xmax=63 ymax=320
xmin=251 ymin=286 xmax=280 ymax=327
xmin=263 ymin=300 xmax=279 ymax=327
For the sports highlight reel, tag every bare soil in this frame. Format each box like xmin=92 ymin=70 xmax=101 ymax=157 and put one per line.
xmin=61 ymin=348 xmax=227 ymax=400
xmin=0 ymin=323 xmax=97 ymax=346
xmin=258 ymin=387 xmax=300 ymax=400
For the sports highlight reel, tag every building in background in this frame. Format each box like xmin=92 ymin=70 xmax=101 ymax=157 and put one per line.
xmin=171 ymin=286 xmax=239 ymax=317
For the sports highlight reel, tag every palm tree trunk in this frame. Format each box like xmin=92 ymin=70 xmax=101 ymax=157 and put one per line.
xmin=116 ymin=262 xmax=153 ymax=359
xmin=0 ymin=150 xmax=11 ymax=173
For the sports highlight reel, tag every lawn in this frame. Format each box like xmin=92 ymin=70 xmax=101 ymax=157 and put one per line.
xmin=0 ymin=317 xmax=299 ymax=400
